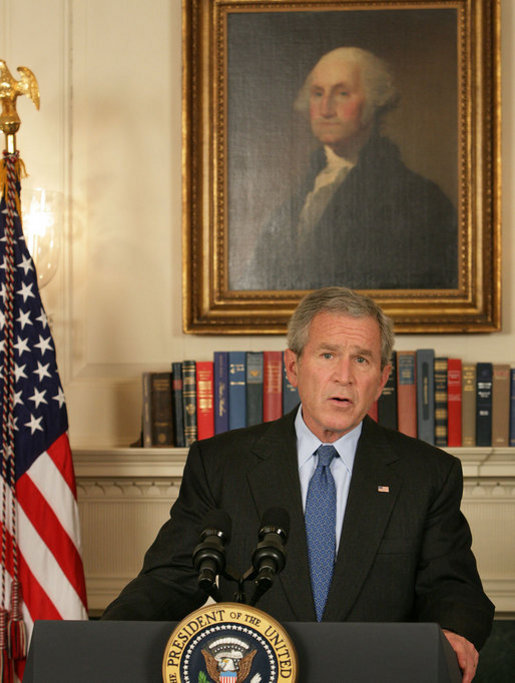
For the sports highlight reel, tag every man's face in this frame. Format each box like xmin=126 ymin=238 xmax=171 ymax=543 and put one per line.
xmin=309 ymin=56 xmax=369 ymax=152
xmin=284 ymin=312 xmax=391 ymax=443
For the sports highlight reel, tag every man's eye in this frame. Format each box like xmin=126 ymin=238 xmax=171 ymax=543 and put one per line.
xmin=356 ymin=356 xmax=368 ymax=364
xmin=322 ymin=352 xmax=333 ymax=359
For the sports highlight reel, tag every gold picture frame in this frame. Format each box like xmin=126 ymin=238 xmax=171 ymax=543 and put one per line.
xmin=183 ymin=0 xmax=501 ymax=334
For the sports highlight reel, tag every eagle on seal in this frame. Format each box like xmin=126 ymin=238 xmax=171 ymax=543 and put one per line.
xmin=201 ymin=645 xmax=257 ymax=682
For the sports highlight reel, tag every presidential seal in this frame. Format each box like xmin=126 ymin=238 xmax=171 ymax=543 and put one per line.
xmin=162 ymin=603 xmax=297 ymax=683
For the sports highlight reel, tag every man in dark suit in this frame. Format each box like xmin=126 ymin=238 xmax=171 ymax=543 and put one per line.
xmin=103 ymin=287 xmax=493 ymax=683
xmin=246 ymin=47 xmax=457 ymax=291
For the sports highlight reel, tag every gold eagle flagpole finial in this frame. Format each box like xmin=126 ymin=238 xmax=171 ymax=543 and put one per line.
xmin=0 ymin=60 xmax=39 ymax=154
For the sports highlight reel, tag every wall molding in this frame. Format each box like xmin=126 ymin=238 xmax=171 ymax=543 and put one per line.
xmin=75 ymin=448 xmax=515 ymax=615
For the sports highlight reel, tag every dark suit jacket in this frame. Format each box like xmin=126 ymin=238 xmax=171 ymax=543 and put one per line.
xmin=102 ymin=412 xmax=493 ymax=650
xmin=248 ymin=135 xmax=458 ymax=291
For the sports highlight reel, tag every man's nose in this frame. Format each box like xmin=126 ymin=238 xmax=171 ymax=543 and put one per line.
xmin=333 ymin=357 xmax=353 ymax=383
xmin=319 ymin=93 xmax=335 ymax=117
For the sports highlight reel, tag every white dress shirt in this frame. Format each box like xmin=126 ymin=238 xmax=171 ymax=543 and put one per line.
xmin=297 ymin=145 xmax=355 ymax=241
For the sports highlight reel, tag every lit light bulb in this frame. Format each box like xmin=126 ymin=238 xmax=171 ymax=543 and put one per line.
xmin=21 ymin=188 xmax=61 ymax=289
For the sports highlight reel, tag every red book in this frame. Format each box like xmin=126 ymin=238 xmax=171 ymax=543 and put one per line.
xmin=263 ymin=351 xmax=283 ymax=422
xmin=196 ymin=361 xmax=214 ymax=439
xmin=396 ymin=351 xmax=417 ymax=438
xmin=447 ymin=358 xmax=462 ymax=447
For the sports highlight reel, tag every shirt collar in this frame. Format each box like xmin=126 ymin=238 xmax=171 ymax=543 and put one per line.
xmin=294 ymin=405 xmax=362 ymax=473
xmin=323 ymin=145 xmax=356 ymax=173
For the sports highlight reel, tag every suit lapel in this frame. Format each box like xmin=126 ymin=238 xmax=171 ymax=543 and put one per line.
xmin=324 ymin=418 xmax=401 ymax=621
xmin=246 ymin=413 xmax=315 ymax=621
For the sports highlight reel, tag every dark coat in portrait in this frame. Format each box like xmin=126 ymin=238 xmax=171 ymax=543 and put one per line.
xmin=247 ymin=135 xmax=458 ymax=291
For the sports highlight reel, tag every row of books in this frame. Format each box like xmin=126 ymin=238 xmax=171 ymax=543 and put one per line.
xmin=141 ymin=351 xmax=299 ymax=447
xmin=140 ymin=349 xmax=515 ymax=449
xmin=374 ymin=350 xmax=515 ymax=448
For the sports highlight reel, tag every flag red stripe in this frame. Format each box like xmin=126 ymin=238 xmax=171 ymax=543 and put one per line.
xmin=15 ymin=474 xmax=87 ymax=602
xmin=46 ymin=433 xmax=78 ymax=497
xmin=15 ymin=658 xmax=25 ymax=681
xmin=0 ymin=520 xmax=61 ymax=620
xmin=19 ymin=548 xmax=62 ymax=621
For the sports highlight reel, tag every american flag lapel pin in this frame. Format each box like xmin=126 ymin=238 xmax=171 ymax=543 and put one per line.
xmin=377 ymin=485 xmax=390 ymax=493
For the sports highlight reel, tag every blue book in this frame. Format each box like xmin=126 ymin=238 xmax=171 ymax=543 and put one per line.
xmin=476 ymin=362 xmax=493 ymax=447
xmin=214 ymin=352 xmax=229 ymax=434
xmin=246 ymin=352 xmax=264 ymax=426
xmin=416 ymin=349 xmax=435 ymax=445
xmin=228 ymin=351 xmax=246 ymax=430
xmin=282 ymin=352 xmax=299 ymax=414
xmin=510 ymin=369 xmax=515 ymax=447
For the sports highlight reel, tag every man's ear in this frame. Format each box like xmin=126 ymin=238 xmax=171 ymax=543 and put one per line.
xmin=375 ymin=363 xmax=392 ymax=401
xmin=283 ymin=348 xmax=299 ymax=388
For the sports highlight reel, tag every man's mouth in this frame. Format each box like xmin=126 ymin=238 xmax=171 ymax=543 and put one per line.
xmin=330 ymin=396 xmax=352 ymax=404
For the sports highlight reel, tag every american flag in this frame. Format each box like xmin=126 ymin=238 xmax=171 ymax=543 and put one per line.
xmin=220 ymin=673 xmax=237 ymax=682
xmin=0 ymin=153 xmax=87 ymax=679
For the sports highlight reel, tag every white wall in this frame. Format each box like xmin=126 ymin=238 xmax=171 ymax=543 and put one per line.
xmin=0 ymin=0 xmax=512 ymax=449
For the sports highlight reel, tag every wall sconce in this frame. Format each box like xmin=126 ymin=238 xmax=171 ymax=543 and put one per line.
xmin=21 ymin=188 xmax=61 ymax=289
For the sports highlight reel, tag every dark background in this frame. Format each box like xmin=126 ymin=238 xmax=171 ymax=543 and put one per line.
xmin=225 ymin=8 xmax=458 ymax=289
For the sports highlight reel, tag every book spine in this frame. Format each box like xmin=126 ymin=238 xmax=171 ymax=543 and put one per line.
xmin=263 ymin=351 xmax=283 ymax=422
xmin=510 ymin=369 xmax=515 ymax=447
xmin=447 ymin=358 xmax=462 ymax=447
xmin=434 ymin=357 xmax=448 ymax=447
xmin=377 ymin=351 xmax=397 ymax=430
xmin=214 ymin=351 xmax=229 ymax=435
xmin=142 ymin=372 xmax=152 ymax=447
xmin=182 ymin=360 xmax=198 ymax=446
xmin=171 ymin=362 xmax=185 ymax=447
xmin=492 ymin=364 xmax=510 ymax=447
xmin=149 ymin=372 xmax=174 ymax=447
xmin=396 ymin=351 xmax=417 ymax=438
xmin=246 ymin=351 xmax=264 ymax=426
xmin=416 ymin=349 xmax=435 ymax=444
xmin=196 ymin=361 xmax=215 ymax=440
xmin=282 ymin=352 xmax=299 ymax=415
xmin=229 ymin=351 xmax=247 ymax=430
xmin=461 ymin=363 xmax=477 ymax=447
xmin=476 ymin=362 xmax=493 ymax=447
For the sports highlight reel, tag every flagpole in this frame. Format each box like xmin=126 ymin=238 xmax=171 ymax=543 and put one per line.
xmin=0 ymin=60 xmax=39 ymax=682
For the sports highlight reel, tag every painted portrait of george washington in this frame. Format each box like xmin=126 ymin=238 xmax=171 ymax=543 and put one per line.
xmin=226 ymin=8 xmax=459 ymax=292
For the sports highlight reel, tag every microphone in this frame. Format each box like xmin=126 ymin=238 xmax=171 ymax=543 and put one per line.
xmin=192 ymin=509 xmax=232 ymax=594
xmin=250 ymin=507 xmax=289 ymax=604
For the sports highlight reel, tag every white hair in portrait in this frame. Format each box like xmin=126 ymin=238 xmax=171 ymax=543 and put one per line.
xmin=294 ymin=46 xmax=399 ymax=126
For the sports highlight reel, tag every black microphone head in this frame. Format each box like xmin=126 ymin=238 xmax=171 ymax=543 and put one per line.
xmin=201 ymin=509 xmax=232 ymax=543
xmin=260 ymin=507 xmax=290 ymax=541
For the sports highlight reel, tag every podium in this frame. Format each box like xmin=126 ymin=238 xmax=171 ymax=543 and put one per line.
xmin=24 ymin=620 xmax=461 ymax=682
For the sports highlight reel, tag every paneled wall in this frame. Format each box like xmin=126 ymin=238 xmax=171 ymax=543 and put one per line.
xmin=75 ymin=448 xmax=515 ymax=616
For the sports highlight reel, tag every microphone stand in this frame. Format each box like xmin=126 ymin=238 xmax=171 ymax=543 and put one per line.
xmin=208 ymin=563 xmax=276 ymax=607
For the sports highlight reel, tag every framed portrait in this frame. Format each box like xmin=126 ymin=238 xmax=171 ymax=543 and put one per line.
xmin=183 ymin=0 xmax=501 ymax=334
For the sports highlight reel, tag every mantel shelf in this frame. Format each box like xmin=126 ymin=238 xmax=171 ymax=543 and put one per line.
xmin=72 ymin=446 xmax=515 ymax=479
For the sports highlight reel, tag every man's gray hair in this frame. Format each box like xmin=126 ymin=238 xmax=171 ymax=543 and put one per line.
xmin=287 ymin=286 xmax=395 ymax=369
xmin=294 ymin=46 xmax=398 ymax=126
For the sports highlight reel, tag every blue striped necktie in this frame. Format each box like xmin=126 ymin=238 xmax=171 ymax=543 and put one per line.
xmin=305 ymin=444 xmax=338 ymax=621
